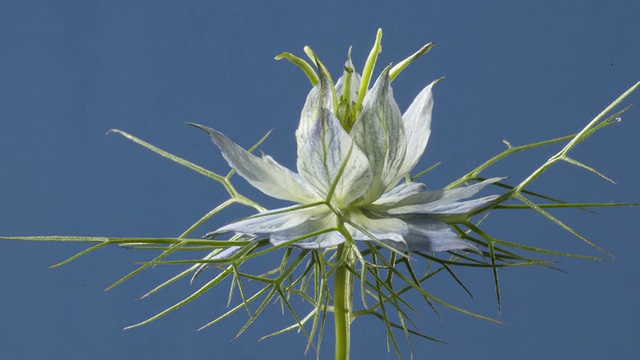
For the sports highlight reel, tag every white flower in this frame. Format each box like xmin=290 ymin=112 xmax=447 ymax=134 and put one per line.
xmin=193 ymin=61 xmax=500 ymax=258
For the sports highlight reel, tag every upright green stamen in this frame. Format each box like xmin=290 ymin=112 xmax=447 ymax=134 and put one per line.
xmin=274 ymin=52 xmax=319 ymax=85
xmin=337 ymin=47 xmax=357 ymax=131
xmin=390 ymin=42 xmax=435 ymax=81
xmin=356 ymin=28 xmax=383 ymax=110
xmin=336 ymin=67 xmax=353 ymax=130
xmin=304 ymin=46 xmax=339 ymax=115
xmin=342 ymin=52 xmax=354 ymax=106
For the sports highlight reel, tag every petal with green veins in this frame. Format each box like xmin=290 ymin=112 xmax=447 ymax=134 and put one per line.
xmin=214 ymin=206 xmax=324 ymax=236
xmin=386 ymin=178 xmax=503 ymax=215
xmin=371 ymin=182 xmax=426 ymax=207
xmin=396 ymin=81 xmax=436 ymax=177
xmin=191 ymin=124 xmax=316 ymax=203
xmin=350 ymin=68 xmax=407 ymax=202
xmin=392 ymin=177 xmax=503 ymax=209
xmin=283 ymin=232 xmax=345 ymax=249
xmin=347 ymin=210 xmax=407 ymax=244
xmin=269 ymin=211 xmax=341 ymax=247
xmin=262 ymin=154 xmax=320 ymax=200
xmin=386 ymin=215 xmax=480 ymax=253
xmin=422 ymin=195 xmax=500 ymax=215
xmin=304 ymin=46 xmax=339 ymax=110
xmin=297 ymin=108 xmax=372 ymax=207
xmin=295 ymin=66 xmax=334 ymax=152
xmin=208 ymin=245 xmax=244 ymax=260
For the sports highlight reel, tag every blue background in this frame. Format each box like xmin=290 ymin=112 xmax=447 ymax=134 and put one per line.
xmin=1 ymin=1 xmax=639 ymax=359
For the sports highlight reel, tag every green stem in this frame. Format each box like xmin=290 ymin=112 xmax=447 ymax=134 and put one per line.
xmin=334 ymin=243 xmax=353 ymax=360
xmin=514 ymin=81 xmax=640 ymax=193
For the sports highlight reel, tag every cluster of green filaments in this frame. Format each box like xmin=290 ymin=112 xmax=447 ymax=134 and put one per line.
xmin=275 ymin=28 xmax=435 ymax=132
xmin=336 ymin=55 xmax=359 ymax=131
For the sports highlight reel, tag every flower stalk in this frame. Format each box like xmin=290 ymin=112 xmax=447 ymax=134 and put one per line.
xmin=333 ymin=242 xmax=353 ymax=360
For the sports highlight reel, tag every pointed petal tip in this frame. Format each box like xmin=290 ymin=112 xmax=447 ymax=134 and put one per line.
xmin=186 ymin=122 xmax=215 ymax=135
xmin=187 ymin=123 xmax=228 ymax=149
xmin=461 ymin=242 xmax=483 ymax=256
xmin=380 ymin=65 xmax=392 ymax=80
xmin=204 ymin=230 xmax=224 ymax=238
xmin=210 ymin=245 xmax=244 ymax=260
xmin=484 ymin=177 xmax=507 ymax=184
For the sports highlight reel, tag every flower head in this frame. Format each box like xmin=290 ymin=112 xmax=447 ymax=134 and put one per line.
xmin=193 ymin=46 xmax=500 ymax=258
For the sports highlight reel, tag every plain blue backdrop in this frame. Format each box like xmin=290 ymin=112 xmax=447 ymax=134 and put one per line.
xmin=1 ymin=1 xmax=639 ymax=359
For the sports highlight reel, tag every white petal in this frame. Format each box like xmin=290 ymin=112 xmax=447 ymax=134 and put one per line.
xmin=296 ymin=66 xmax=334 ymax=153
xmin=268 ymin=211 xmax=345 ymax=249
xmin=346 ymin=210 xmax=407 ymax=244
xmin=350 ymin=68 xmax=407 ymax=203
xmin=287 ymin=232 xmax=345 ymax=249
xmin=269 ymin=211 xmax=337 ymax=243
xmin=262 ymin=155 xmax=320 ymax=200
xmin=209 ymin=245 xmax=243 ymax=260
xmin=212 ymin=205 xmax=324 ymax=236
xmin=193 ymin=124 xmax=314 ymax=203
xmin=372 ymin=182 xmax=426 ymax=207
xmin=386 ymin=178 xmax=503 ymax=214
xmin=419 ymin=195 xmax=500 ymax=215
xmin=297 ymin=108 xmax=372 ymax=206
xmin=432 ymin=178 xmax=504 ymax=203
xmin=384 ymin=215 xmax=480 ymax=253
xmin=397 ymin=81 xmax=435 ymax=177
